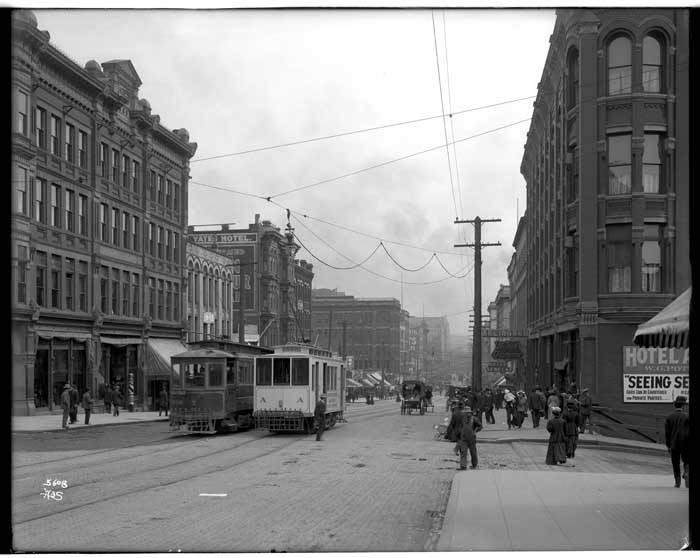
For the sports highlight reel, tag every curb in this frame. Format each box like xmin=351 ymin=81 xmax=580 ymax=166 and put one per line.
xmin=475 ymin=436 xmax=665 ymax=455
xmin=12 ymin=417 xmax=170 ymax=434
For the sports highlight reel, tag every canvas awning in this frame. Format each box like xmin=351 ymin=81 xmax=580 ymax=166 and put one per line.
xmin=634 ymin=287 xmax=691 ymax=348
xmin=361 ymin=378 xmax=375 ymax=387
xmin=346 ymin=378 xmax=363 ymax=388
xmin=146 ymin=338 xmax=188 ymax=378
xmin=554 ymin=358 xmax=569 ymax=371
xmin=100 ymin=336 xmax=144 ymax=346
xmin=34 ymin=328 xmax=91 ymax=341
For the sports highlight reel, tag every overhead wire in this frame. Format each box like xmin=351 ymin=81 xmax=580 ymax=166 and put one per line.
xmin=431 ymin=10 xmax=459 ymax=223
xmin=189 ymin=94 xmax=537 ymax=163
xmin=292 ymin=215 xmax=473 ymax=284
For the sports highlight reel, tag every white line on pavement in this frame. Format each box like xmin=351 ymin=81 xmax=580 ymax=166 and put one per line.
xmin=199 ymin=493 xmax=227 ymax=497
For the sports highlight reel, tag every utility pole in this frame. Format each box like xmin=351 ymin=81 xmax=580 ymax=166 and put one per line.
xmin=238 ymin=261 xmax=247 ymax=344
xmin=328 ymin=310 xmax=333 ymax=351
xmin=342 ymin=320 xmax=347 ymax=359
xmin=455 ymin=216 xmax=501 ymax=392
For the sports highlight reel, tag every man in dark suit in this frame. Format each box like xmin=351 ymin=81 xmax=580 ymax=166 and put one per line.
xmin=69 ymin=384 xmax=79 ymax=424
xmin=314 ymin=394 xmax=327 ymax=441
xmin=456 ymin=406 xmax=482 ymax=470
xmin=665 ymin=395 xmax=690 ymax=488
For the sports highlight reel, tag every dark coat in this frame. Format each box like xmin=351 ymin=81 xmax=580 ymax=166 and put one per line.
xmin=446 ymin=409 xmax=467 ymax=442
xmin=529 ymin=391 xmax=545 ymax=410
xmin=546 ymin=417 xmax=568 ymax=464
xmin=112 ymin=390 xmax=123 ymax=406
xmin=69 ymin=387 xmax=79 ymax=406
xmin=579 ymin=393 xmax=592 ymax=414
xmin=104 ymin=388 xmax=113 ymax=404
xmin=314 ymin=399 xmax=327 ymax=418
xmin=61 ymin=388 xmax=71 ymax=410
xmin=457 ymin=415 xmax=482 ymax=443
xmin=159 ymin=389 xmax=169 ymax=407
xmin=481 ymin=392 xmax=494 ymax=410
xmin=82 ymin=391 xmax=93 ymax=410
xmin=665 ymin=409 xmax=690 ymax=451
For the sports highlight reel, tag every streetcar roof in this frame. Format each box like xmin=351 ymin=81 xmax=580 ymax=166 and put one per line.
xmin=171 ymin=348 xmax=236 ymax=359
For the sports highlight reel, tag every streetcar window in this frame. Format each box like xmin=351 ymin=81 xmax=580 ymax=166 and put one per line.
xmin=226 ymin=361 xmax=236 ymax=384
xmin=171 ymin=363 xmax=181 ymax=387
xmin=256 ymin=358 xmax=272 ymax=385
xmin=291 ymin=358 xmax=309 ymax=385
xmin=208 ymin=362 xmax=224 ymax=387
xmin=184 ymin=363 xmax=206 ymax=387
xmin=273 ymin=358 xmax=291 ymax=386
xmin=237 ymin=361 xmax=253 ymax=385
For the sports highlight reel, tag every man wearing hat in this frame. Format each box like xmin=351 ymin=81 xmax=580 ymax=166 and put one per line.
xmin=314 ymin=394 xmax=328 ymax=441
xmin=578 ymin=388 xmax=592 ymax=433
xmin=60 ymin=384 xmax=72 ymax=430
xmin=665 ymin=395 xmax=690 ymax=488
xmin=456 ymin=406 xmax=482 ymax=470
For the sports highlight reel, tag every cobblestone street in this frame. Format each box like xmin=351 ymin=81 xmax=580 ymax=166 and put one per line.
xmin=12 ymin=398 xmax=677 ymax=552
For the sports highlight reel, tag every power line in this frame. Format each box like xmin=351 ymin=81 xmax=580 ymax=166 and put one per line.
xmin=267 ymin=117 xmax=532 ymax=199
xmin=189 ymin=95 xmax=537 ymax=163
xmin=293 ymin=217 xmax=473 ymax=285
xmin=431 ymin=10 xmax=459 ymax=223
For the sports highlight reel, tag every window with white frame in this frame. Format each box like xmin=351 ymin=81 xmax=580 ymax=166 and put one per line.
xmin=643 ymin=35 xmax=663 ymax=93
xmin=641 ymin=225 xmax=662 ymax=292
xmin=608 ymin=36 xmax=632 ymax=95
xmin=608 ymin=134 xmax=631 ymax=194
xmin=642 ymin=134 xmax=662 ymax=193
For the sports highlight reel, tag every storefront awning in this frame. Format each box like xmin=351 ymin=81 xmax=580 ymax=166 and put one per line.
xmin=346 ymin=378 xmax=363 ymax=388
xmin=554 ymin=359 xmax=569 ymax=371
xmin=634 ymin=287 xmax=691 ymax=348
xmin=361 ymin=378 xmax=375 ymax=387
xmin=146 ymin=338 xmax=188 ymax=378
xmin=100 ymin=336 xmax=144 ymax=346
xmin=34 ymin=328 xmax=91 ymax=341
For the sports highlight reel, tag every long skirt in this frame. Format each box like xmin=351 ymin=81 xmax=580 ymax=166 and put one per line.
xmin=546 ymin=441 xmax=567 ymax=465
xmin=566 ymin=434 xmax=578 ymax=458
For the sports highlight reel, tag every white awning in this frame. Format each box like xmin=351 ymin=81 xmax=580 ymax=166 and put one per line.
xmin=35 ymin=328 xmax=91 ymax=341
xmin=634 ymin=287 xmax=691 ymax=348
xmin=100 ymin=336 xmax=144 ymax=346
xmin=361 ymin=378 xmax=375 ymax=387
xmin=146 ymin=338 xmax=188 ymax=378
xmin=346 ymin=378 xmax=363 ymax=388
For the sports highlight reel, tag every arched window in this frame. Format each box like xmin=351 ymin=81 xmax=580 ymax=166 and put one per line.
xmin=567 ymin=48 xmax=579 ymax=108
xmin=643 ymin=35 xmax=663 ymax=93
xmin=608 ymin=36 xmax=632 ymax=95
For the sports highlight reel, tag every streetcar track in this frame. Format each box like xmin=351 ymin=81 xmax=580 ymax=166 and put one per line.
xmin=14 ymin=434 xmax=303 ymax=526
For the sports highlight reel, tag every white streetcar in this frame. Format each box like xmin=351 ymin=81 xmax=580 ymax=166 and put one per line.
xmin=253 ymin=343 xmax=346 ymax=433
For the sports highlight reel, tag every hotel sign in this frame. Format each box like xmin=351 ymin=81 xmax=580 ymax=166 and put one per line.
xmin=622 ymin=346 xmax=689 ymax=403
xmin=482 ymin=328 xmax=527 ymax=338
xmin=189 ymin=232 xmax=257 ymax=245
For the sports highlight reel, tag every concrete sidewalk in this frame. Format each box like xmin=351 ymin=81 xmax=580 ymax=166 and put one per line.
xmin=12 ymin=410 xmax=169 ymax=432
xmin=437 ymin=469 xmax=689 ymax=551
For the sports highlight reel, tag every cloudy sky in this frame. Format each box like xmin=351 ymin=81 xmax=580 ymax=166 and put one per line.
xmin=32 ymin=8 xmax=556 ymax=334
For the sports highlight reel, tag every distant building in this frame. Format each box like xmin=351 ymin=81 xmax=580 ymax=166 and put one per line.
xmin=187 ymin=216 xmax=313 ymax=347
xmin=521 ymin=9 xmax=689 ymax=416
xmin=11 ymin=11 xmax=197 ymax=414
xmin=311 ymin=290 xmax=402 ymax=376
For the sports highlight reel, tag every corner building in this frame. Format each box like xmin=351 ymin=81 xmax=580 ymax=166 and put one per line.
xmin=521 ymin=9 xmax=689 ymax=419
xmin=11 ymin=11 xmax=197 ymax=414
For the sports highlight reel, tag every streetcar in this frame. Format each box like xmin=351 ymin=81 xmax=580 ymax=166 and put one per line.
xmin=253 ymin=343 xmax=346 ymax=433
xmin=169 ymin=340 xmax=273 ymax=434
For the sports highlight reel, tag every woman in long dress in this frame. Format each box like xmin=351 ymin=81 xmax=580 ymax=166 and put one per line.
xmin=562 ymin=399 xmax=581 ymax=458
xmin=546 ymin=407 xmax=568 ymax=465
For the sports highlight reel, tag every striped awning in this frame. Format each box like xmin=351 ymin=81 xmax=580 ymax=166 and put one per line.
xmin=634 ymin=287 xmax=691 ymax=348
xmin=146 ymin=338 xmax=188 ymax=378
xmin=34 ymin=328 xmax=91 ymax=341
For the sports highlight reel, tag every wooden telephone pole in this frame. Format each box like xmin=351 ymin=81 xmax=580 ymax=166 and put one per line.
xmin=455 ymin=216 xmax=501 ymax=392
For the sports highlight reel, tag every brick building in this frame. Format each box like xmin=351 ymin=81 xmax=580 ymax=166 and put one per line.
xmin=11 ymin=11 xmax=197 ymax=414
xmin=520 ymin=9 xmax=690 ymax=419
xmin=311 ymin=290 xmax=402 ymax=376
xmin=187 ymin=217 xmax=313 ymax=347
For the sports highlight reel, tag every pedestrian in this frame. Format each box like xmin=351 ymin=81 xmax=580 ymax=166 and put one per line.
xmin=578 ymin=388 xmax=592 ymax=433
xmin=446 ymin=400 xmax=467 ymax=442
xmin=665 ymin=395 xmax=690 ymax=488
xmin=82 ymin=388 xmax=94 ymax=425
xmin=546 ymin=389 xmax=560 ymax=421
xmin=516 ymin=390 xmax=528 ymax=429
xmin=503 ymin=389 xmax=517 ymax=429
xmin=456 ymin=406 xmax=482 ymax=470
xmin=60 ymin=383 xmax=71 ymax=430
xmin=158 ymin=385 xmax=169 ymax=417
xmin=545 ymin=407 xmax=568 ymax=465
xmin=562 ymin=399 xmax=580 ymax=458
xmin=112 ymin=385 xmax=122 ymax=416
xmin=69 ymin=383 xmax=79 ymax=424
xmin=494 ymin=387 xmax=504 ymax=410
xmin=104 ymin=384 xmax=112 ymax=414
xmin=528 ymin=386 xmax=545 ymax=428
xmin=473 ymin=390 xmax=484 ymax=426
xmin=482 ymin=388 xmax=495 ymax=424
xmin=314 ymin=394 xmax=327 ymax=441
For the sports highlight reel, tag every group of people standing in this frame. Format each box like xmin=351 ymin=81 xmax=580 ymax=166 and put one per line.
xmin=60 ymin=383 xmax=94 ymax=429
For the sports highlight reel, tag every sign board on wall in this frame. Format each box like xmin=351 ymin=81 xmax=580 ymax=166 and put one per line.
xmin=622 ymin=346 xmax=689 ymax=403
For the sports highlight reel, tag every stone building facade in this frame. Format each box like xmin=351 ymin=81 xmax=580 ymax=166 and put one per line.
xmin=11 ymin=11 xmax=197 ymax=414
xmin=187 ymin=217 xmax=313 ymax=348
xmin=520 ymin=9 xmax=689 ymax=418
